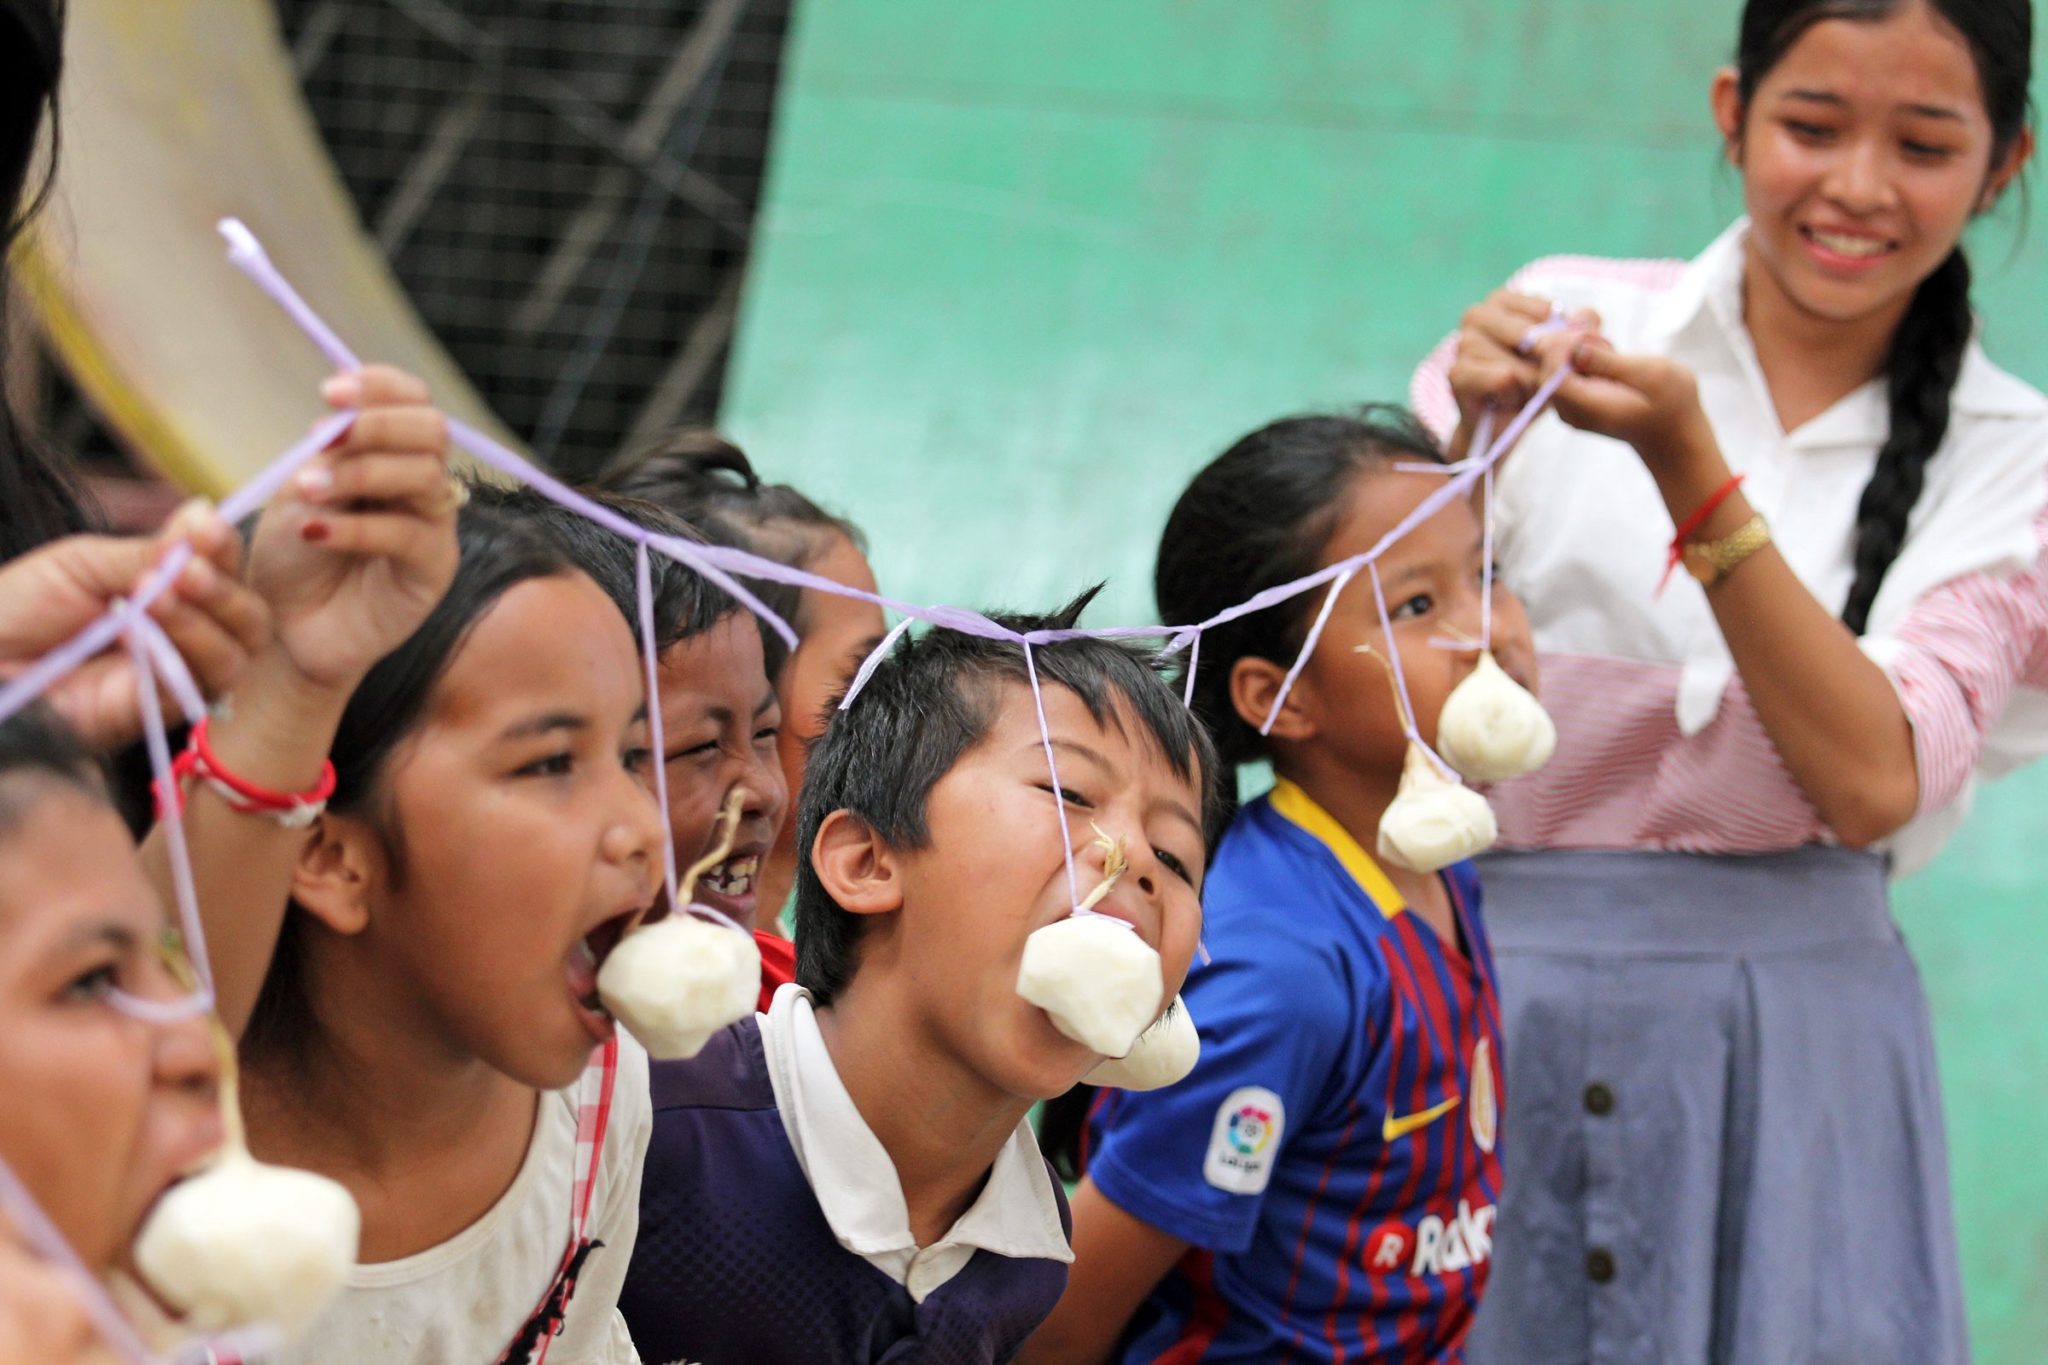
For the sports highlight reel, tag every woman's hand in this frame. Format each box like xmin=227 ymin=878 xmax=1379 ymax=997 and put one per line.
xmin=1544 ymin=336 xmax=1720 ymax=478
xmin=0 ymin=505 xmax=270 ymax=750
xmin=244 ymin=365 xmax=460 ymax=695
xmin=171 ymin=365 xmax=462 ymax=1037
xmin=1445 ymin=289 xmax=1598 ymax=462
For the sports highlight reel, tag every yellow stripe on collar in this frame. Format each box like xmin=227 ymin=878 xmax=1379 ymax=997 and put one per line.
xmin=1266 ymin=778 xmax=1405 ymax=920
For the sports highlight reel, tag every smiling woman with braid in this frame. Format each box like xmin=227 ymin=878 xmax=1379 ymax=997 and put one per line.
xmin=1410 ymin=1 xmax=2045 ymax=1361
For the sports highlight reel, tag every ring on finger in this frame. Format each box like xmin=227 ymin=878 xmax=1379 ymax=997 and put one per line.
xmin=430 ymin=479 xmax=470 ymax=517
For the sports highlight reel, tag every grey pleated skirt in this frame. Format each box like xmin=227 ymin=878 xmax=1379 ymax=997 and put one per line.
xmin=1465 ymin=847 xmax=1968 ymax=1365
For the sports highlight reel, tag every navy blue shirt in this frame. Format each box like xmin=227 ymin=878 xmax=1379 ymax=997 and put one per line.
xmin=621 ymin=1017 xmax=1072 ymax=1364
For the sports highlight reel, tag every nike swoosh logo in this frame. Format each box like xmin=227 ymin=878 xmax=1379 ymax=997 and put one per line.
xmin=1382 ymin=1095 xmax=1461 ymax=1142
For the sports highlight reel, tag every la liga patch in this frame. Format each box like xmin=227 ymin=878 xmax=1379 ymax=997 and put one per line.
xmin=1203 ymin=1086 xmax=1286 ymax=1194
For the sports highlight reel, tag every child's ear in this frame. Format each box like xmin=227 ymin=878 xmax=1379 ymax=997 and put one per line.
xmin=1230 ymin=655 xmax=1317 ymax=744
xmin=289 ymin=815 xmax=378 ymax=936
xmin=809 ymin=810 xmax=903 ymax=917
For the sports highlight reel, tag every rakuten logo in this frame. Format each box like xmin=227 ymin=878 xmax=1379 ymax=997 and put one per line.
xmin=1363 ymin=1200 xmax=1496 ymax=1277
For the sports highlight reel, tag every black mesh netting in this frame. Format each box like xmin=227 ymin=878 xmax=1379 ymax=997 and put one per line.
xmin=32 ymin=0 xmax=793 ymax=500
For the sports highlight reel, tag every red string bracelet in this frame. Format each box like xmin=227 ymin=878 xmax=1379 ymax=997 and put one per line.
xmin=1658 ymin=474 xmax=1746 ymax=596
xmin=160 ymin=715 xmax=338 ymax=828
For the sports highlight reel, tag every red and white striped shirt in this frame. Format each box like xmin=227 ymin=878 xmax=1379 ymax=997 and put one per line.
xmin=1411 ymin=221 xmax=2048 ymax=877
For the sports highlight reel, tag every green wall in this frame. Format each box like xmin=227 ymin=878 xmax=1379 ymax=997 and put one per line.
xmin=722 ymin=3 xmax=2048 ymax=1355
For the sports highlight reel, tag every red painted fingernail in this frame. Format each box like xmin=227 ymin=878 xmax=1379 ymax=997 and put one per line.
xmin=301 ymin=520 xmax=331 ymax=543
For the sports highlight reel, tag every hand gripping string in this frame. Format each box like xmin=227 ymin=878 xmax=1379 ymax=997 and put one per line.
xmin=1228 ymin=365 xmax=1570 ymax=704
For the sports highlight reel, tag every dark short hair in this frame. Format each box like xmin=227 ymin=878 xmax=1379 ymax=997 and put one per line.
xmin=467 ymin=484 xmax=739 ymax=651
xmin=791 ymin=588 xmax=1222 ymax=1006
xmin=0 ymin=704 xmax=107 ymax=837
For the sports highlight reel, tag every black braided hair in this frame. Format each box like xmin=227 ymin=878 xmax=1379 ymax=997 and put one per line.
xmin=1733 ymin=0 xmax=2034 ymax=633
xmin=0 ymin=0 xmax=94 ymax=563
xmin=1842 ymin=250 xmax=1974 ymax=632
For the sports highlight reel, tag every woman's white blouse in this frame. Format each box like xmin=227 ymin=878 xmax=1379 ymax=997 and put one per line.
xmin=1411 ymin=221 xmax=2048 ymax=876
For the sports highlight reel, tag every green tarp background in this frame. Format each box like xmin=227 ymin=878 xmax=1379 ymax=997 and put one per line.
xmin=722 ymin=3 xmax=2048 ymax=1354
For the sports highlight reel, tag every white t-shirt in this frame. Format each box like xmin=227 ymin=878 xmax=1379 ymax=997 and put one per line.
xmin=276 ymin=1036 xmax=650 ymax=1365
xmin=1411 ymin=220 xmax=2048 ymax=875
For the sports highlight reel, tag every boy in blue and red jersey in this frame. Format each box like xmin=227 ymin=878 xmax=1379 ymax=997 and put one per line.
xmin=1024 ymin=407 xmax=1523 ymax=1363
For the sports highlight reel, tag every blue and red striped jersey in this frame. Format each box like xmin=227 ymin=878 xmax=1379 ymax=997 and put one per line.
xmin=1085 ymin=778 xmax=1505 ymax=1363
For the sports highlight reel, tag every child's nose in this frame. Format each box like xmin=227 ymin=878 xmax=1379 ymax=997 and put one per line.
xmin=603 ymin=777 xmax=666 ymax=874
xmin=737 ymin=747 xmax=789 ymax=828
xmin=155 ymin=1010 xmax=221 ymax=1099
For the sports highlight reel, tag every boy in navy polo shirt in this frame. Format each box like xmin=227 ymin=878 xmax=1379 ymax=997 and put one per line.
xmin=620 ymin=591 xmax=1220 ymax=1364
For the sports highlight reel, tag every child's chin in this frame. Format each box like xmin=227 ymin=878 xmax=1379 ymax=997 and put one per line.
xmin=1004 ymin=1015 xmax=1101 ymax=1099
xmin=489 ymin=1023 xmax=603 ymax=1093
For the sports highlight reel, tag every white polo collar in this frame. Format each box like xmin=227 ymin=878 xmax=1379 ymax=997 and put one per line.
xmin=759 ymin=983 xmax=1073 ymax=1303
xmin=1651 ymin=218 xmax=2043 ymax=440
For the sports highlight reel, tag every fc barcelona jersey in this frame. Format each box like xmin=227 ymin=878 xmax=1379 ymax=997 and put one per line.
xmin=1085 ymin=779 xmax=1505 ymax=1363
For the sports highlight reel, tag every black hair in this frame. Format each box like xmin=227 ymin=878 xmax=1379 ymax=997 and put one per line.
xmin=243 ymin=492 xmax=587 ymax=1059
xmin=1155 ymin=405 xmax=1445 ymax=790
xmin=464 ymin=483 xmax=740 ymax=652
xmin=596 ymin=430 xmax=867 ymax=679
xmin=0 ymin=704 xmax=106 ymax=837
xmin=1732 ymin=0 xmax=2034 ymax=632
xmin=790 ymin=587 xmax=1221 ymax=1008
xmin=0 ymin=0 xmax=94 ymax=563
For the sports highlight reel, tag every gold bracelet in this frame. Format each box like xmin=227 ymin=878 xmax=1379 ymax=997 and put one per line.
xmin=1681 ymin=513 xmax=1770 ymax=588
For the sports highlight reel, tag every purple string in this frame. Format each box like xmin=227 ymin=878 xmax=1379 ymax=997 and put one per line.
xmin=133 ymin=615 xmax=210 ymax=728
xmin=1368 ymin=562 xmax=1457 ymax=782
xmin=219 ymin=221 xmax=362 ymax=373
xmin=1181 ymin=630 xmax=1202 ymax=708
xmin=1022 ymin=642 xmax=1082 ymax=914
xmin=0 ymin=411 xmax=349 ymax=734
xmin=1259 ymin=569 xmax=1355 ymax=737
xmin=838 ymin=617 xmax=914 ymax=712
xmin=215 ymin=413 xmax=357 ymax=529
xmin=215 ymin=217 xmax=1575 ymax=683
xmin=0 ymin=1155 xmax=156 ymax=1364
xmin=127 ymin=624 xmax=216 ymax=1001
xmin=635 ymin=545 xmax=679 ymax=914
xmin=1473 ymin=405 xmax=1498 ymax=650
xmin=453 ymin=432 xmax=799 ymax=652
xmin=1516 ymin=305 xmax=1573 ymax=357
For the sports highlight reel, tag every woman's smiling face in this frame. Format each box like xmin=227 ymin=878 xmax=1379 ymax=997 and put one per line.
xmin=1717 ymin=2 xmax=2030 ymax=336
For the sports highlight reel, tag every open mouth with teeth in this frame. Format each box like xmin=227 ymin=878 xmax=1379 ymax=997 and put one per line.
xmin=1800 ymin=225 xmax=1896 ymax=263
xmin=689 ymin=847 xmax=764 ymax=926
xmin=701 ymin=852 xmax=759 ymax=901
xmin=565 ymin=910 xmax=639 ymax=1038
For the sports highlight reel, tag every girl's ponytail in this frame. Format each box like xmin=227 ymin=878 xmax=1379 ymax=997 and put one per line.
xmin=1840 ymin=247 xmax=1974 ymax=634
